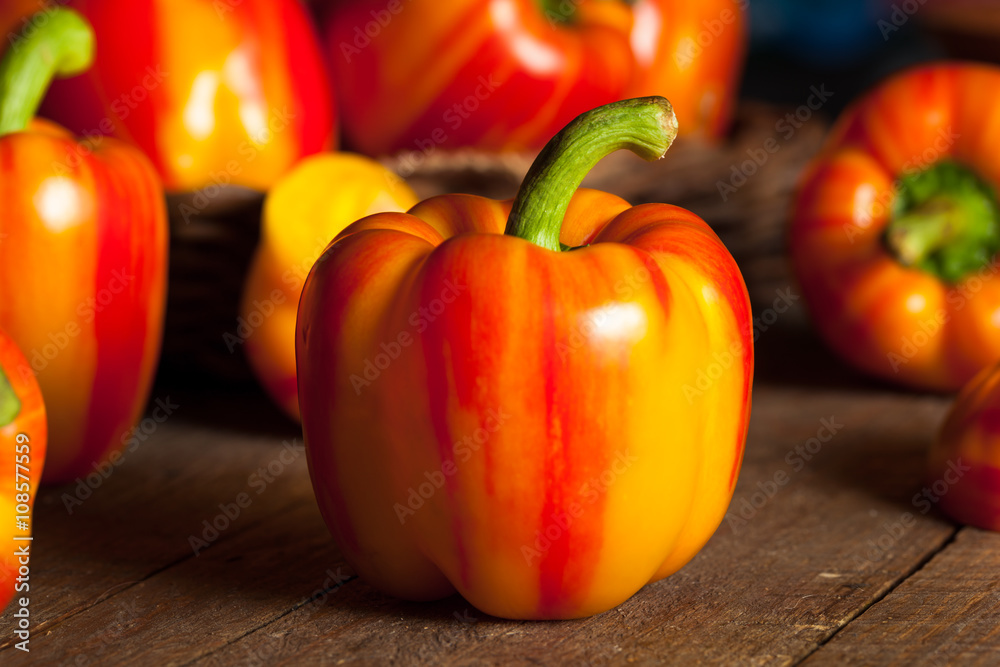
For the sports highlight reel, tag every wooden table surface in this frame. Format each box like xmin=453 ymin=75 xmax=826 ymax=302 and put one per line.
xmin=2 ymin=308 xmax=999 ymax=666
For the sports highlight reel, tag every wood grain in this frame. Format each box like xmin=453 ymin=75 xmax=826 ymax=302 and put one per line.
xmin=802 ymin=527 xmax=1000 ymax=666
xmin=0 ymin=392 xmax=308 ymax=651
xmin=191 ymin=388 xmax=959 ymax=667
xmin=0 ymin=320 xmax=984 ymax=665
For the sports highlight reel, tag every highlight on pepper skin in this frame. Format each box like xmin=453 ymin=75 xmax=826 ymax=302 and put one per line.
xmin=791 ymin=63 xmax=1000 ymax=391
xmin=297 ymin=98 xmax=754 ymax=620
xmin=20 ymin=0 xmax=336 ymax=193
xmin=320 ymin=0 xmax=746 ymax=154
xmin=0 ymin=8 xmax=169 ymax=483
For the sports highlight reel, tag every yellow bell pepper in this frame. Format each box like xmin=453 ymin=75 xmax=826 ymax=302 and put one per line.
xmin=239 ymin=154 xmax=418 ymax=419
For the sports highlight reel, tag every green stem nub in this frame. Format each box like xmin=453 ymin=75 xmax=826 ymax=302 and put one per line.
xmin=0 ymin=7 xmax=95 ymax=137
xmin=886 ymin=196 xmax=962 ymax=266
xmin=0 ymin=368 xmax=22 ymax=428
xmin=885 ymin=161 xmax=1000 ymax=283
xmin=505 ymin=97 xmax=679 ymax=252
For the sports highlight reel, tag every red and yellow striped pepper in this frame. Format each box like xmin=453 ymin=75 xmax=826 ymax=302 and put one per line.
xmin=0 ymin=329 xmax=46 ymax=612
xmin=297 ymin=98 xmax=753 ymax=619
xmin=0 ymin=9 xmax=167 ymax=483
xmin=22 ymin=0 xmax=335 ymax=193
xmin=791 ymin=63 xmax=1000 ymax=390
xmin=930 ymin=361 xmax=1000 ymax=531
xmin=321 ymin=0 xmax=746 ymax=155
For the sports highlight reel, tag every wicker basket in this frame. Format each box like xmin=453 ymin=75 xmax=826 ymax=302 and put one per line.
xmin=160 ymin=102 xmax=829 ymax=383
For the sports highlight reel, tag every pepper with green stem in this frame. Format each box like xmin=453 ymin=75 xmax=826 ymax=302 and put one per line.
xmin=0 ymin=7 xmax=168 ymax=483
xmin=297 ymin=97 xmax=753 ymax=620
xmin=792 ymin=62 xmax=1000 ymax=391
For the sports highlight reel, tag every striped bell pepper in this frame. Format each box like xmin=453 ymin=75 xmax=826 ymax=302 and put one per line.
xmin=321 ymin=0 xmax=746 ymax=155
xmin=21 ymin=0 xmax=335 ymax=193
xmin=0 ymin=328 xmax=46 ymax=613
xmin=297 ymin=98 xmax=754 ymax=619
xmin=0 ymin=9 xmax=167 ymax=483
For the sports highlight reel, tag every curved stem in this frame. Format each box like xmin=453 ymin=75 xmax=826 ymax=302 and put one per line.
xmin=885 ymin=196 xmax=960 ymax=267
xmin=0 ymin=368 xmax=21 ymax=427
xmin=884 ymin=160 xmax=1000 ymax=283
xmin=0 ymin=7 xmax=95 ymax=137
xmin=505 ymin=96 xmax=678 ymax=252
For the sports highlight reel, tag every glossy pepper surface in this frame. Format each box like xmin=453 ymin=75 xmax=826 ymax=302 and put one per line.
xmin=0 ymin=9 xmax=168 ymax=483
xmin=929 ymin=361 xmax=1000 ymax=531
xmin=322 ymin=0 xmax=746 ymax=155
xmin=241 ymin=153 xmax=418 ymax=420
xmin=297 ymin=98 xmax=753 ymax=619
xmin=0 ymin=329 xmax=46 ymax=612
xmin=791 ymin=63 xmax=1000 ymax=391
xmin=25 ymin=0 xmax=335 ymax=193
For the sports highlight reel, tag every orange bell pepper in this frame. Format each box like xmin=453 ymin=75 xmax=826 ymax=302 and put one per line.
xmin=8 ymin=0 xmax=336 ymax=193
xmin=791 ymin=63 xmax=1000 ymax=391
xmin=239 ymin=153 xmax=418 ymax=420
xmin=0 ymin=329 xmax=46 ymax=615
xmin=0 ymin=9 xmax=168 ymax=483
xmin=929 ymin=361 xmax=1000 ymax=531
xmin=320 ymin=0 xmax=746 ymax=155
xmin=297 ymin=98 xmax=754 ymax=619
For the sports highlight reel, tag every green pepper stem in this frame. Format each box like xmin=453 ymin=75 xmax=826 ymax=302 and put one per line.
xmin=0 ymin=7 xmax=95 ymax=137
xmin=0 ymin=368 xmax=22 ymax=428
xmin=885 ymin=196 xmax=961 ymax=266
xmin=505 ymin=97 xmax=678 ymax=252
xmin=884 ymin=160 xmax=1000 ymax=282
xmin=539 ymin=0 xmax=638 ymax=23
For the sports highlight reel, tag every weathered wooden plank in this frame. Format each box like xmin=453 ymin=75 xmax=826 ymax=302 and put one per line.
xmin=3 ymin=501 xmax=347 ymax=666
xmin=187 ymin=387 xmax=959 ymax=666
xmin=802 ymin=527 xmax=1000 ymax=666
xmin=0 ymin=319 xmax=972 ymax=665
xmin=0 ymin=391 xmax=309 ymax=651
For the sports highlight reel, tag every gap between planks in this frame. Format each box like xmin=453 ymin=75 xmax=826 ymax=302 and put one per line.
xmin=790 ymin=526 xmax=961 ymax=666
xmin=178 ymin=573 xmax=361 ymax=667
